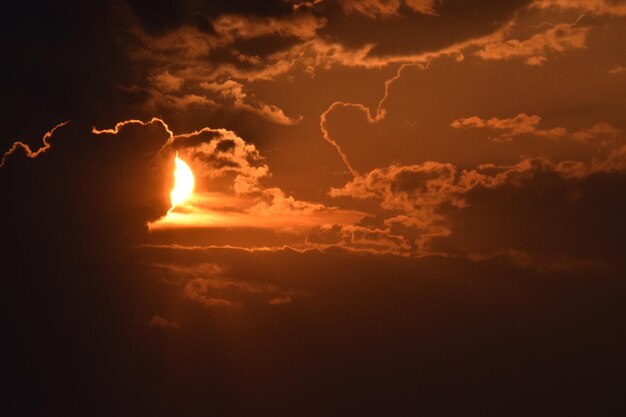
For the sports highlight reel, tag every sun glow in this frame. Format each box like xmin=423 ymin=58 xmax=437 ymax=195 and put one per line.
xmin=170 ymin=153 xmax=195 ymax=208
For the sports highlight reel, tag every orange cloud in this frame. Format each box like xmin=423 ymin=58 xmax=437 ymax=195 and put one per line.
xmin=609 ymin=65 xmax=626 ymax=74
xmin=268 ymin=296 xmax=292 ymax=305
xmin=451 ymin=113 xmax=566 ymax=141
xmin=451 ymin=113 xmax=622 ymax=143
xmin=320 ymin=63 xmax=421 ymax=176
xmin=0 ymin=121 xmax=70 ymax=168
xmin=185 ymin=279 xmax=241 ymax=310
xmin=340 ymin=0 xmax=437 ymax=18
xmin=141 ymin=122 xmax=365 ymax=232
xmin=148 ymin=261 xmax=300 ymax=309
xmin=200 ymin=79 xmax=302 ymax=125
xmin=532 ymin=0 xmax=626 ymax=16
xmin=149 ymin=315 xmax=180 ymax=330
xmin=475 ymin=23 xmax=589 ymax=65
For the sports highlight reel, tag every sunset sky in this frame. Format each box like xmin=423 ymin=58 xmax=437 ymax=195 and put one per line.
xmin=2 ymin=1 xmax=626 ymax=415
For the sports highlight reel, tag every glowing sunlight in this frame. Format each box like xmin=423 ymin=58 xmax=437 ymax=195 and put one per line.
xmin=170 ymin=153 xmax=194 ymax=208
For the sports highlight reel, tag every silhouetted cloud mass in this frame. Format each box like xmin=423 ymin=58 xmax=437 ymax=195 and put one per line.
xmin=2 ymin=1 xmax=626 ymax=416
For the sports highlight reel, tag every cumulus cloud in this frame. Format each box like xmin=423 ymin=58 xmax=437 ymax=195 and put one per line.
xmin=163 ymin=125 xmax=270 ymax=195
xmin=328 ymin=162 xmax=462 ymax=252
xmin=1 ymin=118 xmax=175 ymax=258
xmin=324 ymin=151 xmax=626 ymax=263
xmin=145 ymin=122 xmax=364 ymax=233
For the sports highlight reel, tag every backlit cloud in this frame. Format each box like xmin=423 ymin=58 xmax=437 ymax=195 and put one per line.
xmin=475 ymin=23 xmax=589 ymax=65
xmin=451 ymin=113 xmax=622 ymax=143
xmin=532 ymin=0 xmax=626 ymax=16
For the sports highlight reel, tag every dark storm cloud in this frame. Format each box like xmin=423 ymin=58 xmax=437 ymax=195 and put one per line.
xmin=0 ymin=118 xmax=178 ymax=416
xmin=0 ymin=118 xmax=174 ymax=260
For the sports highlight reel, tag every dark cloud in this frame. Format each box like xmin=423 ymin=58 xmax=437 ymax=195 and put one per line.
xmin=318 ymin=0 xmax=532 ymax=57
xmin=0 ymin=1 xmax=141 ymax=149
xmin=126 ymin=0 xmax=294 ymax=35
xmin=0 ymin=119 xmax=174 ymax=261
xmin=328 ymin=154 xmax=626 ymax=264
xmin=433 ymin=166 xmax=626 ymax=264
xmin=5 ymin=239 xmax=626 ymax=415
xmin=4 ymin=1 xmax=626 ymax=415
xmin=126 ymin=245 xmax=626 ymax=416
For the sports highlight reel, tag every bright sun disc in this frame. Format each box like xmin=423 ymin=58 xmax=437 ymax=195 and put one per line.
xmin=170 ymin=153 xmax=195 ymax=207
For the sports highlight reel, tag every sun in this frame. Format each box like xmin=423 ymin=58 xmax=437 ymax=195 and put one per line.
xmin=170 ymin=153 xmax=195 ymax=208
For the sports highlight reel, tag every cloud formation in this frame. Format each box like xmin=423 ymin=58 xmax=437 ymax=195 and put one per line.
xmin=339 ymin=0 xmax=438 ymax=17
xmin=532 ymin=0 xmax=626 ymax=16
xmin=1 ymin=118 xmax=175 ymax=259
xmin=475 ymin=23 xmax=589 ymax=65
xmin=451 ymin=113 xmax=622 ymax=143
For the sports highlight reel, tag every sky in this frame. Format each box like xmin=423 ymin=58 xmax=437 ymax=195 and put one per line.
xmin=2 ymin=1 xmax=626 ymax=415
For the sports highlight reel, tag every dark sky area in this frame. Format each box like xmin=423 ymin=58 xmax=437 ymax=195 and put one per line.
xmin=2 ymin=1 xmax=626 ymax=416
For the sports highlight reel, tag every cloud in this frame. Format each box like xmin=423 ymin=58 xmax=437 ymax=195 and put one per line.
xmin=450 ymin=113 xmax=567 ymax=142
xmin=451 ymin=113 xmax=621 ymax=143
xmin=146 ymin=259 xmax=300 ymax=309
xmin=211 ymin=12 xmax=324 ymax=40
xmin=572 ymin=122 xmax=623 ymax=142
xmin=184 ymin=279 xmax=241 ymax=310
xmin=306 ymin=223 xmax=413 ymax=255
xmin=429 ymin=158 xmax=626 ymax=264
xmin=5 ymin=2 xmax=626 ymax=415
xmin=320 ymin=63 xmax=421 ymax=176
xmin=475 ymin=23 xmax=590 ymax=65
xmin=150 ymin=71 xmax=185 ymax=93
xmin=0 ymin=121 xmax=70 ymax=168
xmin=1 ymin=118 xmax=175 ymax=259
xmin=149 ymin=314 xmax=181 ymax=330
xmin=268 ymin=295 xmax=292 ymax=305
xmin=339 ymin=0 xmax=438 ymax=18
xmin=146 ymin=122 xmax=364 ymax=233
xmin=116 ymin=0 xmax=531 ymax=129
xmin=531 ymin=0 xmax=626 ymax=16
xmin=200 ymin=79 xmax=302 ymax=124
xmin=10 ymin=237 xmax=626 ymax=415
xmin=609 ymin=65 xmax=626 ymax=74
xmin=169 ymin=125 xmax=270 ymax=194
xmin=328 ymin=161 xmax=462 ymax=252
xmin=322 ymin=145 xmax=626 ymax=262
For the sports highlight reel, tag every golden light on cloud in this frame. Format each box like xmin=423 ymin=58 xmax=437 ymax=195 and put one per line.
xmin=170 ymin=153 xmax=195 ymax=208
